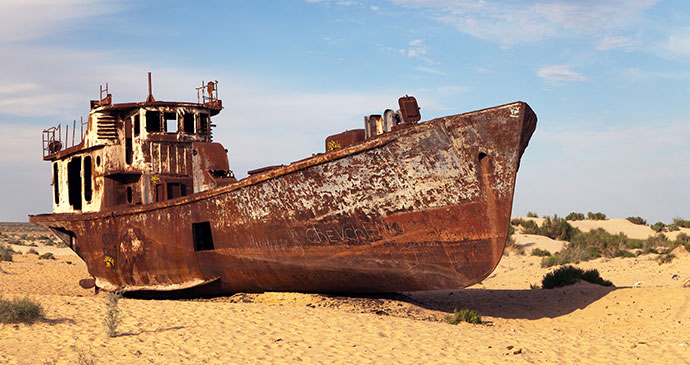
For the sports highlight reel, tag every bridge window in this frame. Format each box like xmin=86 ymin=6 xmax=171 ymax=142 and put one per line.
xmin=199 ymin=113 xmax=209 ymax=134
xmin=134 ymin=114 xmax=140 ymax=136
xmin=146 ymin=111 xmax=161 ymax=132
xmin=183 ymin=113 xmax=195 ymax=134
xmin=53 ymin=162 xmax=59 ymax=205
xmin=84 ymin=156 xmax=92 ymax=202
xmin=164 ymin=112 xmax=177 ymax=133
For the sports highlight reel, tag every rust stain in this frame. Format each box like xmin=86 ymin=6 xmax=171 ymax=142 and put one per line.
xmin=30 ymin=74 xmax=537 ymax=296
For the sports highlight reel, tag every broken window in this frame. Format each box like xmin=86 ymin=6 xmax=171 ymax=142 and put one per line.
xmin=164 ymin=112 xmax=177 ymax=133
xmin=84 ymin=156 xmax=92 ymax=202
xmin=146 ymin=111 xmax=161 ymax=132
xmin=193 ymin=222 xmax=214 ymax=251
xmin=67 ymin=157 xmax=82 ymax=210
xmin=183 ymin=113 xmax=194 ymax=134
xmin=125 ymin=118 xmax=133 ymax=164
xmin=199 ymin=113 xmax=209 ymax=135
xmin=155 ymin=183 xmax=164 ymax=202
xmin=167 ymin=183 xmax=181 ymax=199
xmin=53 ymin=162 xmax=59 ymax=205
xmin=134 ymin=114 xmax=140 ymax=136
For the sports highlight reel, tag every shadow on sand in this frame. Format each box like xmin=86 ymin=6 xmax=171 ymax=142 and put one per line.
xmin=403 ymin=284 xmax=618 ymax=320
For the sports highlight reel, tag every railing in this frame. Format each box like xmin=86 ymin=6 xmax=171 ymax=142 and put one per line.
xmin=196 ymin=80 xmax=219 ymax=104
xmin=42 ymin=117 xmax=88 ymax=157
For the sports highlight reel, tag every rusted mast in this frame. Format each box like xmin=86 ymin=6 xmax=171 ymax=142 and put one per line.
xmin=146 ymin=72 xmax=156 ymax=103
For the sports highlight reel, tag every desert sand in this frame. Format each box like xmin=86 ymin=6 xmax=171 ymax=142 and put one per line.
xmin=1 ymin=222 xmax=690 ymax=364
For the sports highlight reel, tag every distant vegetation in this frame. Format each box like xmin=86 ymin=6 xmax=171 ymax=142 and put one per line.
xmin=626 ymin=216 xmax=647 ymax=225
xmin=649 ymin=217 xmax=690 ymax=233
xmin=565 ymin=212 xmax=585 ymax=221
xmin=513 ymin=215 xmax=577 ymax=241
xmin=587 ymin=212 xmax=607 ymax=220
xmin=0 ymin=296 xmax=44 ymax=324
xmin=445 ymin=308 xmax=482 ymax=325
xmin=541 ymin=266 xmax=613 ymax=289
xmin=531 ymin=248 xmax=551 ymax=257
xmin=38 ymin=252 xmax=55 ymax=260
xmin=526 ymin=211 xmax=539 ymax=218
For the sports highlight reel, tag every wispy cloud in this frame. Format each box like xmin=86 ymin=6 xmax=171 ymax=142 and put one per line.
xmin=0 ymin=0 xmax=124 ymax=43
xmin=596 ymin=36 xmax=635 ymax=51
xmin=663 ymin=28 xmax=690 ymax=58
xmin=391 ymin=0 xmax=659 ymax=47
xmin=536 ymin=65 xmax=588 ymax=84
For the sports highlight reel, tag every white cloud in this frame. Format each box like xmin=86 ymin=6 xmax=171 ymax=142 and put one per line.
xmin=391 ymin=0 xmax=659 ymax=46
xmin=0 ymin=0 xmax=123 ymax=43
xmin=663 ymin=28 xmax=690 ymax=58
xmin=403 ymin=39 xmax=435 ymax=66
xmin=596 ymin=36 xmax=634 ymax=51
xmin=371 ymin=5 xmax=380 ymax=11
xmin=536 ymin=65 xmax=589 ymax=84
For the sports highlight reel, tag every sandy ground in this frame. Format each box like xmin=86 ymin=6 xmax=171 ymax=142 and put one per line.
xmin=2 ymin=226 xmax=690 ymax=363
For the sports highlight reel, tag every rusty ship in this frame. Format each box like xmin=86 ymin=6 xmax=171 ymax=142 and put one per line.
xmin=30 ymin=74 xmax=537 ymax=297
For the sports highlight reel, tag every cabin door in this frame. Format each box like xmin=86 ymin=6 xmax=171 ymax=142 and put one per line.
xmin=67 ymin=156 xmax=82 ymax=210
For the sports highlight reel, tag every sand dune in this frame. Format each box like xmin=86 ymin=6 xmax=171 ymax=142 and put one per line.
xmin=1 ymin=226 xmax=690 ymax=363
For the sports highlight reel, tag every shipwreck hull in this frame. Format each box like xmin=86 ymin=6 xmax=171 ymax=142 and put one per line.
xmin=31 ymin=102 xmax=536 ymax=295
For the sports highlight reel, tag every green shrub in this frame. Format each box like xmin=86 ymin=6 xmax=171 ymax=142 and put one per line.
xmin=626 ymin=216 xmax=647 ymax=225
xmin=0 ymin=296 xmax=45 ymax=324
xmin=445 ymin=308 xmax=482 ymax=325
xmin=672 ymin=217 xmax=690 ymax=228
xmin=540 ymin=215 xmax=577 ymax=241
xmin=526 ymin=211 xmax=538 ymax=218
xmin=615 ymin=250 xmax=636 ymax=258
xmin=511 ymin=218 xmax=524 ymax=226
xmin=542 ymin=265 xmax=612 ymax=289
xmin=541 ymin=255 xmax=560 ymax=268
xmin=531 ymin=248 xmax=552 ymax=257
xmin=657 ymin=253 xmax=676 ymax=264
xmin=642 ymin=234 xmax=669 ymax=254
xmin=38 ymin=252 xmax=55 ymax=260
xmin=104 ymin=292 xmax=123 ymax=337
xmin=650 ymin=222 xmax=665 ymax=233
xmin=518 ymin=219 xmax=541 ymax=235
xmin=0 ymin=244 xmax=16 ymax=262
xmin=565 ymin=212 xmax=585 ymax=221
xmin=587 ymin=212 xmax=607 ymax=220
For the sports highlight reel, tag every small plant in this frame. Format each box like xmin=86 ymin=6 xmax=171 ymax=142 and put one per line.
xmin=626 ymin=216 xmax=647 ymax=225
xmin=657 ymin=252 xmax=676 ymax=264
xmin=672 ymin=217 xmax=690 ymax=228
xmin=540 ymin=215 xmax=577 ymax=241
xmin=565 ymin=212 xmax=585 ymax=221
xmin=27 ymin=248 xmax=39 ymax=255
xmin=104 ymin=291 xmax=123 ymax=337
xmin=0 ymin=295 xmax=45 ymax=324
xmin=38 ymin=252 xmax=56 ymax=260
xmin=518 ymin=219 xmax=540 ymax=235
xmin=531 ymin=248 xmax=552 ymax=257
xmin=445 ymin=308 xmax=482 ymax=325
xmin=77 ymin=346 xmax=96 ymax=365
xmin=650 ymin=222 xmax=665 ymax=233
xmin=541 ymin=255 xmax=560 ymax=268
xmin=0 ymin=244 xmax=16 ymax=262
xmin=541 ymin=265 xmax=613 ymax=289
xmin=526 ymin=211 xmax=539 ymax=218
xmin=587 ymin=212 xmax=607 ymax=220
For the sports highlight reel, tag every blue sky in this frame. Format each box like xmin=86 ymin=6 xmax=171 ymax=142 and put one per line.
xmin=0 ymin=0 xmax=688 ymax=223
